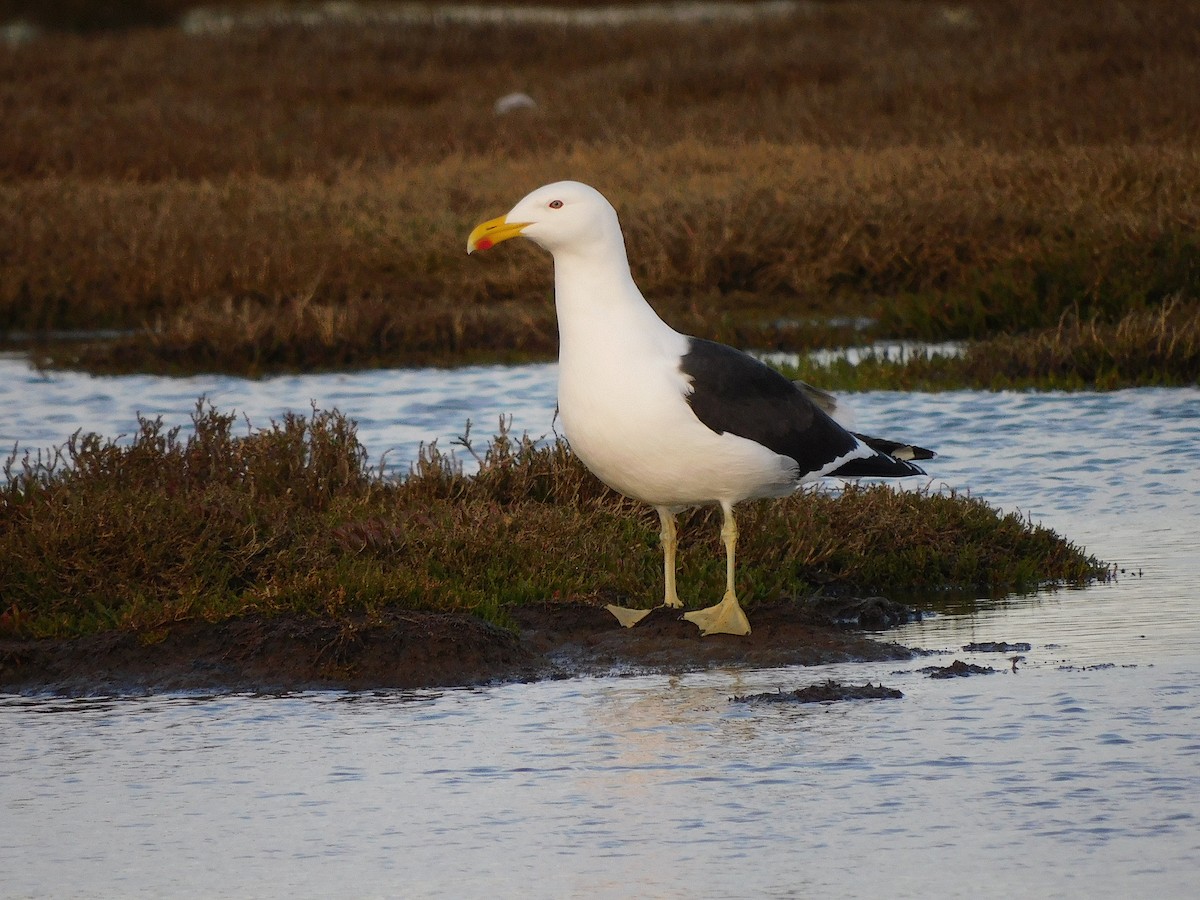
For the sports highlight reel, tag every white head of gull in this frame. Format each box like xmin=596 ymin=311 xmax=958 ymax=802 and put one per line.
xmin=468 ymin=181 xmax=933 ymax=636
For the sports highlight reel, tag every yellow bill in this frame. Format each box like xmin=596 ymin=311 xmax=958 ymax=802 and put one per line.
xmin=466 ymin=215 xmax=531 ymax=254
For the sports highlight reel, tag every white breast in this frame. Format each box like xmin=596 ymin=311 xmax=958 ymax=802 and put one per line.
xmin=556 ymin=302 xmax=797 ymax=508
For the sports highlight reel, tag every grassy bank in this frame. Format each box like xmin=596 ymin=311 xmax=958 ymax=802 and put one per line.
xmin=10 ymin=143 xmax=1200 ymax=376
xmin=2 ymin=1 xmax=1199 ymax=377
xmin=784 ymin=300 xmax=1200 ymax=391
xmin=0 ymin=406 xmax=1104 ymax=640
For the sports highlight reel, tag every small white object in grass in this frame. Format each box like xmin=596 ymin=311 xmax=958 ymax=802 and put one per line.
xmin=494 ymin=92 xmax=537 ymax=116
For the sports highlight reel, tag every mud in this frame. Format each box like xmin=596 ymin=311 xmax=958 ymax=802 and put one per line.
xmin=0 ymin=599 xmax=915 ymax=696
xmin=921 ymin=660 xmax=997 ymax=678
xmin=963 ymin=641 xmax=1032 ymax=653
xmin=731 ymin=680 xmax=904 ymax=704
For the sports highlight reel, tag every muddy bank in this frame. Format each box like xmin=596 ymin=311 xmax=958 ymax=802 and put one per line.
xmin=0 ymin=600 xmax=915 ymax=696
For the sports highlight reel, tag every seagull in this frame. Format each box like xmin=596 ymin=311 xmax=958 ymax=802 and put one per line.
xmin=467 ymin=181 xmax=932 ymax=636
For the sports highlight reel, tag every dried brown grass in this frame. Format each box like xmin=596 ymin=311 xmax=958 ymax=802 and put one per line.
xmin=785 ymin=297 xmax=1200 ymax=390
xmin=950 ymin=298 xmax=1200 ymax=389
xmin=7 ymin=142 xmax=1199 ymax=371
xmin=3 ymin=1 xmax=1200 ymax=371
xmin=4 ymin=2 xmax=1199 ymax=180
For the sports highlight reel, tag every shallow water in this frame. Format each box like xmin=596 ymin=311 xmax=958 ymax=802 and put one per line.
xmin=3 ymin=355 xmax=1199 ymax=897
xmin=0 ymin=353 xmax=558 ymax=479
xmin=180 ymin=0 xmax=803 ymax=33
xmin=4 ymin=661 xmax=1199 ymax=899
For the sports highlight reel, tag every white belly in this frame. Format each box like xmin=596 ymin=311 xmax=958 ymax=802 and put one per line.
xmin=558 ymin=348 xmax=798 ymax=508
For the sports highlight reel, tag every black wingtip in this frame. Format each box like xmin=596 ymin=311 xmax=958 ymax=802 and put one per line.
xmin=831 ymin=451 xmax=928 ymax=479
xmin=853 ymin=433 xmax=936 ymax=463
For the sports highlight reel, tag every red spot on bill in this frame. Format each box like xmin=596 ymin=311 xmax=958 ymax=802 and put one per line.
xmin=476 ymin=238 xmax=494 ymax=251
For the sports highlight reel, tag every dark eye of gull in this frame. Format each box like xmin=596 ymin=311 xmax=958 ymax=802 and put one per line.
xmin=549 ymin=200 xmax=563 ymax=209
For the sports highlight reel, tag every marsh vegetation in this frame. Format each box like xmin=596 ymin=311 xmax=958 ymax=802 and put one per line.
xmin=0 ymin=1 xmax=1180 ymax=668
xmin=0 ymin=406 xmax=1104 ymax=641
xmin=1 ymin=0 xmax=1197 ymax=384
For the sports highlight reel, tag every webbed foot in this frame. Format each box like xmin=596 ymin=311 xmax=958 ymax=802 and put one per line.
xmin=681 ymin=593 xmax=752 ymax=636
xmin=605 ymin=605 xmax=655 ymax=628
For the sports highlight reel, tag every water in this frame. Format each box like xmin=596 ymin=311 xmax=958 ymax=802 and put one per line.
xmin=3 ymin=665 xmax=1199 ymax=898
xmin=0 ymin=353 xmax=558 ymax=478
xmin=3 ymin=355 xmax=1199 ymax=897
xmin=180 ymin=1 xmax=804 ymax=34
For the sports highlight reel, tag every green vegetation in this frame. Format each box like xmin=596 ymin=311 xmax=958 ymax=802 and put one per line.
xmin=0 ymin=406 xmax=1105 ymax=640
xmin=0 ymin=1 xmax=1198 ymax=380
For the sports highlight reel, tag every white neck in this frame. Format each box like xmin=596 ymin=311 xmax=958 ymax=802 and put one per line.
xmin=551 ymin=243 xmax=676 ymax=361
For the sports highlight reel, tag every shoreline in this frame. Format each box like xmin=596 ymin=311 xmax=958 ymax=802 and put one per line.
xmin=0 ymin=600 xmax=916 ymax=696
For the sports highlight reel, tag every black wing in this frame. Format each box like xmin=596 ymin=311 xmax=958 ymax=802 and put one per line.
xmin=679 ymin=338 xmax=929 ymax=478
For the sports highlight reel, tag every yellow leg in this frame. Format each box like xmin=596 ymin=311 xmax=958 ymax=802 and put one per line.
xmin=606 ymin=506 xmax=684 ymax=628
xmin=682 ymin=502 xmax=752 ymax=636
xmin=658 ymin=507 xmax=683 ymax=609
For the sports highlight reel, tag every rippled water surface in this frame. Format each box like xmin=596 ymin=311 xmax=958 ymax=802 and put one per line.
xmin=3 ymin=355 xmax=1199 ymax=897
